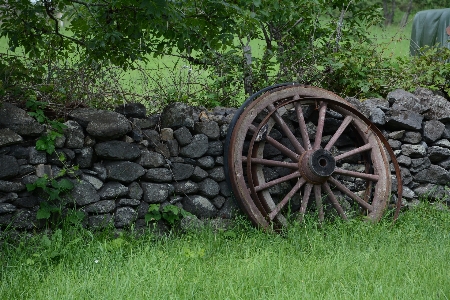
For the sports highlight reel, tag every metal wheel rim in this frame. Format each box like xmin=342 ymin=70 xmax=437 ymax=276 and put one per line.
xmin=228 ymin=85 xmax=394 ymax=228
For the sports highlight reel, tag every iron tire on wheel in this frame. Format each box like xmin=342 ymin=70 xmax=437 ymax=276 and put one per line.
xmin=225 ymin=85 xmax=400 ymax=228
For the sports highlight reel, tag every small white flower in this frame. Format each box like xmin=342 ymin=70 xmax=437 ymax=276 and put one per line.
xmin=94 ymin=259 xmax=99 ymax=264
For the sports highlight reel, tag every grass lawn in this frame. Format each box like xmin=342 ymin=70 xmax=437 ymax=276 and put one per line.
xmin=1 ymin=202 xmax=450 ymax=299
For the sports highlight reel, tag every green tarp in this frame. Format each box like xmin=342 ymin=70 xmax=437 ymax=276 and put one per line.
xmin=410 ymin=8 xmax=450 ymax=55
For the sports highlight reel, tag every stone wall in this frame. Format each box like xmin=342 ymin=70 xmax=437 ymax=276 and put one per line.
xmin=1 ymin=87 xmax=450 ymax=230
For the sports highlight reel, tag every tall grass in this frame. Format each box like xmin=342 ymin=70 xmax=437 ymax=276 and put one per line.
xmin=1 ymin=202 xmax=450 ymax=299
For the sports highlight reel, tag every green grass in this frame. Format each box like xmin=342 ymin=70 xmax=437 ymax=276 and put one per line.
xmin=2 ymin=203 xmax=450 ymax=299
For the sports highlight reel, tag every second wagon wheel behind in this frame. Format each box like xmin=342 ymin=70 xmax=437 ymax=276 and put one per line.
xmin=226 ymin=85 xmax=402 ymax=228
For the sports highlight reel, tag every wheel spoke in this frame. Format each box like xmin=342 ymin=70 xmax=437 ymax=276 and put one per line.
xmin=253 ymin=171 xmax=301 ymax=193
xmin=322 ymin=182 xmax=347 ymax=220
xmin=314 ymin=184 xmax=324 ymax=222
xmin=328 ymin=176 xmax=373 ymax=211
xmin=334 ymin=143 xmax=372 ymax=161
xmin=242 ymin=157 xmax=298 ymax=169
xmin=333 ymin=168 xmax=379 ymax=182
xmin=313 ymin=102 xmax=327 ymax=150
xmin=298 ymin=183 xmax=313 ymax=222
xmin=294 ymin=101 xmax=312 ymax=151
xmin=249 ymin=124 xmax=299 ymax=162
xmin=269 ymin=178 xmax=306 ymax=220
xmin=324 ymin=115 xmax=353 ymax=150
xmin=267 ymin=104 xmax=305 ymax=155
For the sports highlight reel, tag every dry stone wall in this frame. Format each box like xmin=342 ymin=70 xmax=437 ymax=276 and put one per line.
xmin=1 ymin=87 xmax=450 ymax=230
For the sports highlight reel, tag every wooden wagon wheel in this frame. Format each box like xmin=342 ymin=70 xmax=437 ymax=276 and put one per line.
xmin=225 ymin=85 xmax=402 ymax=228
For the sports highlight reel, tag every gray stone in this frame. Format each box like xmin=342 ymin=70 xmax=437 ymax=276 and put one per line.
xmin=137 ymin=150 xmax=165 ymax=168
xmin=70 ymin=108 xmax=131 ymax=139
xmin=35 ymin=164 xmax=52 ymax=178
xmin=145 ymin=168 xmax=173 ymax=182
xmin=369 ymin=107 xmax=386 ymax=126
xmin=54 ymin=135 xmax=66 ymax=148
xmin=160 ymin=128 xmax=174 ymax=141
xmin=173 ymin=181 xmax=199 ymax=194
xmin=414 ymin=184 xmax=450 ymax=201
xmin=219 ymin=181 xmax=231 ymax=197
xmin=401 ymin=143 xmax=427 ymax=158
xmin=84 ymin=200 xmax=116 ymax=213
xmin=88 ymin=214 xmax=113 ymax=228
xmin=386 ymin=110 xmax=423 ymax=131
xmin=410 ymin=157 xmax=431 ymax=173
xmin=414 ymin=88 xmax=450 ymax=121
xmin=208 ymin=167 xmax=226 ymax=182
xmin=402 ymin=186 xmax=416 ymax=199
xmin=171 ymin=163 xmax=195 ymax=181
xmin=413 ymin=165 xmax=450 ymax=185
xmin=173 ymin=127 xmax=192 ymax=146
xmin=215 ymin=156 xmax=224 ymax=165
xmin=28 ymin=148 xmax=47 ymax=164
xmin=75 ymin=147 xmax=94 ymax=168
xmin=0 ymin=103 xmax=44 ymax=136
xmin=142 ymin=129 xmax=160 ymax=145
xmin=13 ymin=194 xmax=39 ymax=208
xmin=63 ymin=120 xmax=85 ymax=148
xmin=198 ymin=178 xmax=220 ymax=198
xmin=220 ymin=124 xmax=229 ymax=138
xmin=427 ymin=146 xmax=450 ymax=163
xmin=98 ymin=182 xmax=128 ymax=199
xmin=179 ymin=134 xmax=208 ymax=158
xmin=439 ymin=158 xmax=450 ymax=169
xmin=388 ymin=130 xmax=405 ymax=140
xmin=0 ymin=203 xmax=16 ymax=214
xmin=388 ymin=139 xmax=402 ymax=150
xmin=423 ymin=120 xmax=445 ymax=143
xmin=397 ymin=155 xmax=411 ymax=166
xmin=388 ymin=89 xmax=428 ymax=113
xmin=93 ymin=164 xmax=107 ymax=181
xmin=0 ymin=192 xmax=18 ymax=203
xmin=115 ymin=103 xmax=146 ymax=118
xmin=191 ymin=166 xmax=209 ymax=182
xmin=402 ymin=131 xmax=422 ymax=144
xmin=10 ymin=209 xmax=39 ymax=229
xmin=0 ymin=128 xmax=23 ymax=147
xmin=68 ymin=180 xmax=100 ymax=206
xmin=182 ymin=195 xmax=217 ymax=218
xmin=194 ymin=121 xmax=220 ymax=140
xmin=211 ymin=195 xmax=226 ymax=209
xmin=0 ymin=155 xmax=19 ymax=179
xmin=161 ymin=102 xmax=195 ymax=128
xmin=137 ymin=202 xmax=149 ymax=218
xmin=400 ymin=167 xmax=413 ymax=185
xmin=117 ymin=198 xmax=140 ymax=207
xmin=80 ymin=174 xmax=103 ymax=190
xmin=141 ymin=183 xmax=171 ymax=203
xmin=127 ymin=182 xmax=143 ymax=200
xmin=218 ymin=197 xmax=240 ymax=219
xmin=197 ymin=156 xmax=215 ymax=169
xmin=105 ymin=161 xmax=145 ymax=183
xmin=153 ymin=142 xmax=170 ymax=159
xmin=130 ymin=117 xmax=154 ymax=130
xmin=95 ymin=141 xmax=141 ymax=160
xmin=0 ymin=180 xmax=25 ymax=192
xmin=166 ymin=139 xmax=179 ymax=157
xmin=9 ymin=146 xmax=29 ymax=159
xmin=206 ymin=141 xmax=223 ymax=156
xmin=434 ymin=139 xmax=450 ymax=149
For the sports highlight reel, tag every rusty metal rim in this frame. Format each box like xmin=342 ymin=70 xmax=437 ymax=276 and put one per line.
xmin=246 ymin=96 xmax=389 ymax=224
xmin=227 ymin=85 xmax=403 ymax=228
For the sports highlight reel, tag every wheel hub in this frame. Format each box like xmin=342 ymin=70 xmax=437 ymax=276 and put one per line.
xmin=299 ymin=149 xmax=336 ymax=184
